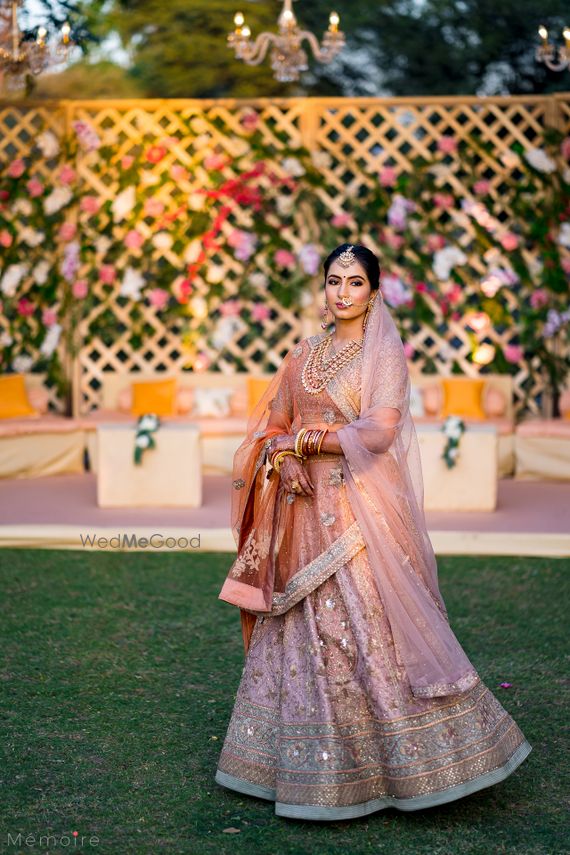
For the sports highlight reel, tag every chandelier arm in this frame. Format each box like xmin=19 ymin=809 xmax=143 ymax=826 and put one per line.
xmin=242 ymin=32 xmax=277 ymax=65
xmin=298 ymin=29 xmax=333 ymax=62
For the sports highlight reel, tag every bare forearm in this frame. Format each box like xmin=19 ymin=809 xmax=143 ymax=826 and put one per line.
xmin=319 ymin=430 xmax=343 ymax=454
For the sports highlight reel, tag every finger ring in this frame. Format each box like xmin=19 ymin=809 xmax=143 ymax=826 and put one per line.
xmin=291 ymin=479 xmax=301 ymax=492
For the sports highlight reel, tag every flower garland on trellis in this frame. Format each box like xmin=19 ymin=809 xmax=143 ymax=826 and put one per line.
xmin=0 ymin=112 xmax=569 ymax=414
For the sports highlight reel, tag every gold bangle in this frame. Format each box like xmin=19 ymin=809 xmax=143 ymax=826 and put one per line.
xmin=273 ymin=449 xmax=297 ymax=473
xmin=295 ymin=428 xmax=308 ymax=459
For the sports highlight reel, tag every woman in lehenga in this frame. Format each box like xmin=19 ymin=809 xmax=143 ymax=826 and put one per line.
xmin=214 ymin=243 xmax=532 ymax=821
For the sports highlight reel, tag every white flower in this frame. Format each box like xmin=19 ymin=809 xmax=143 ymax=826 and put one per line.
xmin=310 ymin=150 xmax=332 ymax=170
xmin=298 ymin=243 xmax=320 ymax=276
xmin=448 ymin=446 xmax=459 ymax=459
xmin=152 ymin=231 xmax=173 ymax=251
xmin=13 ymin=198 xmax=33 ymax=217
xmin=95 ymin=236 xmax=112 ymax=256
xmin=37 ymin=130 xmax=60 ymax=159
xmin=524 ymin=147 xmax=557 ymax=174
xmin=211 ymin=315 xmax=246 ymax=350
xmin=12 ymin=354 xmax=34 ymax=373
xmin=299 ymin=288 xmax=313 ymax=308
xmin=135 ymin=434 xmax=151 ymax=448
xmin=206 ymin=264 xmax=225 ymax=284
xmin=138 ymin=414 xmax=159 ymax=431
xmin=281 ymin=156 xmax=305 ymax=177
xmin=428 ymin=164 xmax=452 ymax=180
xmin=381 ymin=273 xmax=412 ymax=307
xmin=229 ymin=137 xmax=250 ymax=157
xmin=500 ymin=150 xmax=521 ymax=169
xmin=19 ymin=227 xmax=45 ymax=247
xmin=1 ymin=263 xmax=29 ymax=296
xmin=433 ymin=246 xmax=467 ymax=281
xmin=119 ymin=266 xmax=145 ymax=300
xmin=111 ymin=185 xmax=136 ymax=222
xmin=249 ymin=272 xmax=268 ymax=289
xmin=276 ymin=195 xmax=295 ymax=217
xmin=558 ymin=222 xmax=570 ymax=249
xmin=189 ymin=295 xmax=208 ymax=319
xmin=564 ymin=167 xmax=570 ymax=184
xmin=140 ymin=170 xmax=159 ymax=186
xmin=183 ymin=239 xmax=202 ymax=264
xmin=43 ymin=186 xmax=72 ymax=215
xmin=39 ymin=322 xmax=62 ymax=357
xmin=0 ymin=331 xmax=13 ymax=347
xmin=188 ymin=192 xmax=205 ymax=212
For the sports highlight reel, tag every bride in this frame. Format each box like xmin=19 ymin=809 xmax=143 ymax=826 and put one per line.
xmin=214 ymin=242 xmax=532 ymax=820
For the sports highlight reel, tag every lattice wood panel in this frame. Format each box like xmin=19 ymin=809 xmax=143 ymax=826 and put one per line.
xmin=0 ymin=95 xmax=568 ymax=417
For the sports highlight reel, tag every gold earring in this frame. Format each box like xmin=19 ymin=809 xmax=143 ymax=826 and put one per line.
xmin=362 ymin=294 xmax=376 ymax=333
xmin=320 ymin=300 xmax=330 ymax=330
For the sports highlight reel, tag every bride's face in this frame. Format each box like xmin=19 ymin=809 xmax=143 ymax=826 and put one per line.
xmin=325 ymin=258 xmax=373 ymax=323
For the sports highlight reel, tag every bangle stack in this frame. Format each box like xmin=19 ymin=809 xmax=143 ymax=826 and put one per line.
xmin=269 ymin=428 xmax=328 ymax=473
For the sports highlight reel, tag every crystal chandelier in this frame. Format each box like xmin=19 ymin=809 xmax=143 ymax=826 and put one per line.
xmin=0 ymin=0 xmax=75 ymax=92
xmin=228 ymin=0 xmax=345 ymax=83
xmin=536 ymin=24 xmax=570 ymax=72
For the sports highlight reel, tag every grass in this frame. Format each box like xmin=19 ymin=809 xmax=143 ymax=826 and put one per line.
xmin=0 ymin=549 xmax=568 ymax=855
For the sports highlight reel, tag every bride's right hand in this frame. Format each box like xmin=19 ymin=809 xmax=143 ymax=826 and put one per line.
xmin=279 ymin=455 xmax=314 ymax=497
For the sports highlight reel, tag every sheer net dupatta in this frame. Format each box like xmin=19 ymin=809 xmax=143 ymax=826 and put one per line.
xmin=337 ymin=293 xmax=479 ymax=700
xmin=217 ymin=348 xmax=300 ymax=653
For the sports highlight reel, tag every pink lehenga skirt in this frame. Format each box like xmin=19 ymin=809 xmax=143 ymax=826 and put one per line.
xmin=214 ymin=455 xmax=532 ymax=820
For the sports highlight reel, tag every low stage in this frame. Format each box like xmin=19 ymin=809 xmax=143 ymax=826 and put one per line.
xmin=0 ymin=473 xmax=568 ymax=556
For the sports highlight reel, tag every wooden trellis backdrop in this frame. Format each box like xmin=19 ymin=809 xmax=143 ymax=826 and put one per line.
xmin=0 ymin=93 xmax=569 ymax=416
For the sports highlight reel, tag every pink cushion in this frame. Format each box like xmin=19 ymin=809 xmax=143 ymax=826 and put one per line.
xmin=0 ymin=414 xmax=82 ymax=437
xmin=516 ymin=418 xmax=570 ymax=438
xmin=79 ymin=410 xmax=248 ymax=437
xmin=483 ymin=386 xmax=507 ymax=417
xmin=413 ymin=414 xmax=514 ymax=436
xmin=27 ymin=386 xmax=50 ymax=415
xmin=422 ymin=383 xmax=442 ymax=416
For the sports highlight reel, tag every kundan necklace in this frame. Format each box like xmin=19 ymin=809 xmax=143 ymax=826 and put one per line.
xmin=301 ymin=333 xmax=363 ymax=395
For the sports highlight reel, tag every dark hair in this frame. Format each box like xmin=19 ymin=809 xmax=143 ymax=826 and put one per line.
xmin=323 ymin=243 xmax=380 ymax=290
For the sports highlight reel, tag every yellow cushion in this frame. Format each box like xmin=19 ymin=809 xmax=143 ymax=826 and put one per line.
xmin=441 ymin=377 xmax=486 ymax=419
xmin=247 ymin=377 xmax=272 ymax=417
xmin=0 ymin=374 xmax=39 ymax=419
xmin=131 ymin=377 xmax=177 ymax=417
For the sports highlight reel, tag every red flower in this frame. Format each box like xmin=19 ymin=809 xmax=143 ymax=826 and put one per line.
xmin=146 ymin=145 xmax=167 ymax=164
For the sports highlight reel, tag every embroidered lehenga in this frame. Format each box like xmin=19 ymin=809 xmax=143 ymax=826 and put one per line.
xmin=214 ymin=294 xmax=531 ymax=821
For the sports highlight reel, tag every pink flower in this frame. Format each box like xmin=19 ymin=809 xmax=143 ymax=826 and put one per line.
xmin=124 ymin=229 xmax=145 ymax=250
xmin=203 ymin=153 xmax=228 ymax=171
xmin=170 ymin=164 xmax=188 ymax=181
xmin=403 ymin=342 xmax=415 ymax=358
xmin=379 ymin=166 xmax=397 ymax=187
xmin=451 ymin=310 xmax=461 ymax=321
xmin=42 ymin=307 xmax=58 ymax=325
xmin=159 ymin=136 xmax=179 ymax=149
xmin=0 ymin=229 xmax=12 ymax=247
xmin=385 ymin=232 xmax=404 ymax=250
xmin=561 ymin=136 xmax=570 ymax=161
xmin=240 ymin=111 xmax=259 ymax=132
xmin=504 ymin=344 xmax=524 ymax=363
xmin=499 ymin=682 xmax=512 ymax=688
xmin=415 ymin=282 xmax=428 ymax=293
xmin=17 ymin=297 xmax=34 ymax=316
xmin=433 ymin=193 xmax=454 ymax=210
xmin=26 ymin=177 xmax=44 ymax=197
xmin=146 ymin=145 xmax=167 ymax=164
xmin=331 ymin=212 xmax=352 ymax=228
xmin=72 ymin=279 xmax=88 ymax=298
xmin=59 ymin=222 xmax=77 ymax=241
xmin=148 ymin=288 xmax=169 ymax=310
xmin=274 ymin=249 xmax=296 ymax=270
xmin=144 ymin=198 xmax=165 ymax=218
xmin=58 ymin=164 xmax=76 ymax=185
xmin=500 ymin=232 xmax=519 ymax=251
xmin=251 ymin=303 xmax=271 ymax=322
xmin=561 ymin=257 xmax=570 ymax=275
xmin=473 ymin=180 xmax=491 ymax=194
xmin=437 ymin=136 xmax=458 ymax=154
xmin=219 ymin=299 xmax=242 ymax=317
xmin=99 ymin=265 xmax=116 ymax=284
xmin=7 ymin=158 xmax=25 ymax=178
xmin=121 ymin=155 xmax=135 ymax=170
xmin=448 ymin=284 xmax=463 ymax=305
xmin=80 ymin=195 xmax=101 ymax=214
xmin=530 ymin=289 xmax=548 ymax=309
xmin=426 ymin=234 xmax=446 ymax=252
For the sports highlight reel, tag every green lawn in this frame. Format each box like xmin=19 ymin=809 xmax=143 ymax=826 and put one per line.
xmin=0 ymin=549 xmax=567 ymax=855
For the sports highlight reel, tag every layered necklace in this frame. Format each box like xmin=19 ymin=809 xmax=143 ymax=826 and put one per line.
xmin=301 ymin=333 xmax=363 ymax=395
